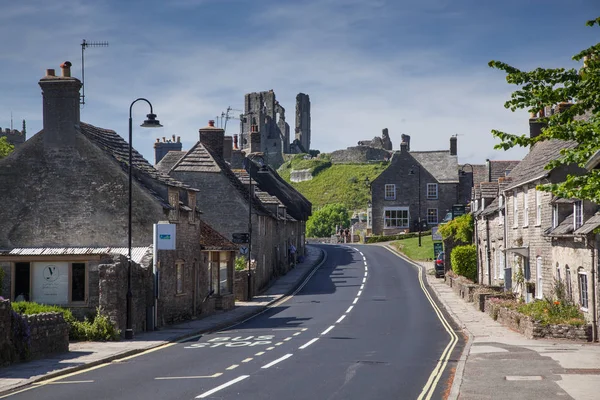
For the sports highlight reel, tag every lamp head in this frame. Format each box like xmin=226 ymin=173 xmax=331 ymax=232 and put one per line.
xmin=141 ymin=113 xmax=163 ymax=128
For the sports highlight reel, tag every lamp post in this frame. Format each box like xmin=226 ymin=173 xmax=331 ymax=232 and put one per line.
xmin=127 ymin=98 xmax=162 ymax=340
xmin=409 ymin=165 xmax=422 ymax=247
xmin=247 ymin=172 xmax=253 ymax=301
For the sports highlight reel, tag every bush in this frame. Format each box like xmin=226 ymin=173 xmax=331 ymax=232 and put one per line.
xmin=235 ymin=256 xmax=247 ymax=271
xmin=438 ymin=214 xmax=473 ymax=244
xmin=451 ymin=244 xmax=477 ymax=281
xmin=517 ymin=299 xmax=586 ymax=326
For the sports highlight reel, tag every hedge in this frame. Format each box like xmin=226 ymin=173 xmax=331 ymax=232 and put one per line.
xmin=450 ymin=244 xmax=477 ymax=281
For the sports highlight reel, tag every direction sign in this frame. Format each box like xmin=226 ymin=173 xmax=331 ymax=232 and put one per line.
xmin=239 ymin=246 xmax=249 ymax=255
xmin=232 ymin=233 xmax=249 ymax=244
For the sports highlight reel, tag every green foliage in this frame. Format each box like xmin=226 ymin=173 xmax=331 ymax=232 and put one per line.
xmin=278 ymin=161 xmax=388 ymax=210
xmin=306 ymin=203 xmax=350 ymax=238
xmin=438 ymin=214 xmax=473 ymax=244
xmin=0 ymin=137 xmax=14 ymax=159
xmin=366 ymin=230 xmax=432 ymax=244
xmin=517 ymin=299 xmax=585 ymax=326
xmin=12 ymin=302 xmax=120 ymax=341
xmin=235 ymin=256 xmax=247 ymax=271
xmin=489 ymin=19 xmax=600 ymax=202
xmin=450 ymin=244 xmax=477 ymax=281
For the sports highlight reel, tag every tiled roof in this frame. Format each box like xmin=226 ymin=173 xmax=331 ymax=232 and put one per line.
xmin=155 ymin=151 xmax=185 ymax=173
xmin=80 ymin=122 xmax=193 ymax=190
xmin=471 ymin=164 xmax=487 ymax=188
xmin=411 ymin=151 xmax=459 ymax=183
xmin=574 ymin=213 xmax=600 ymax=235
xmin=547 ymin=213 xmax=574 ymax=236
xmin=480 ymin=182 xmax=499 ymax=199
xmin=0 ymin=246 xmax=152 ymax=264
xmin=505 ymin=139 xmax=577 ymax=191
xmin=480 ymin=196 xmax=500 ymax=216
xmin=201 ymin=221 xmax=238 ymax=251
xmin=170 ymin=142 xmax=220 ymax=173
xmin=490 ymin=160 xmax=520 ymax=182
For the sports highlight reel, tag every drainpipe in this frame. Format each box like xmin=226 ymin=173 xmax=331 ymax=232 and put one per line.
xmin=486 ymin=217 xmax=492 ymax=286
xmin=588 ymin=235 xmax=599 ymax=342
xmin=503 ymin=191 xmax=509 ymax=292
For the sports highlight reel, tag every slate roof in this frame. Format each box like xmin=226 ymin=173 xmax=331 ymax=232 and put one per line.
xmin=0 ymin=246 xmax=152 ymax=264
xmin=80 ymin=123 xmax=193 ymax=190
xmin=547 ymin=213 xmax=574 ymax=236
xmin=201 ymin=222 xmax=238 ymax=251
xmin=411 ymin=151 xmax=459 ymax=183
xmin=480 ymin=197 xmax=500 ymax=216
xmin=504 ymin=139 xmax=577 ymax=191
xmin=480 ymin=182 xmax=499 ymax=199
xmin=471 ymin=164 xmax=487 ymax=188
xmin=170 ymin=142 xmax=220 ymax=173
xmin=574 ymin=213 xmax=600 ymax=235
xmin=155 ymin=151 xmax=185 ymax=173
xmin=490 ymin=160 xmax=520 ymax=182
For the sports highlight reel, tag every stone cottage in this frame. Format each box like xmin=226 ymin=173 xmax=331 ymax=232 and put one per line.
xmin=0 ymin=61 xmax=236 ymax=335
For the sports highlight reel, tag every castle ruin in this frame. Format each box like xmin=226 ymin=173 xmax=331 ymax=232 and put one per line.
xmin=0 ymin=120 xmax=26 ymax=148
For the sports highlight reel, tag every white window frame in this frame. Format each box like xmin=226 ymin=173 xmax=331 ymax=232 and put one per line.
xmin=536 ymin=256 xmax=543 ymax=299
xmin=426 ymin=183 xmax=438 ymax=199
xmin=498 ymin=250 xmax=504 ymax=280
xmin=565 ymin=266 xmax=572 ymax=301
xmin=523 ymin=190 xmax=529 ymax=227
xmin=426 ymin=208 xmax=438 ymax=224
xmin=552 ymin=204 xmax=559 ymax=229
xmin=513 ymin=191 xmax=519 ymax=228
xmin=578 ymin=268 xmax=588 ymax=310
xmin=535 ymin=190 xmax=542 ymax=225
xmin=384 ymin=184 xmax=396 ymax=200
xmin=383 ymin=207 xmax=409 ymax=229
xmin=574 ymin=201 xmax=583 ymax=230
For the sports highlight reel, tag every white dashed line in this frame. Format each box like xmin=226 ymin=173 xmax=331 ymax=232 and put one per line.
xmin=364 ymin=271 xmax=368 ymax=276
xmin=346 ymin=305 xmax=354 ymax=313
xmin=321 ymin=325 xmax=335 ymax=335
xmin=283 ymin=337 xmax=292 ymax=341
xmin=293 ymin=332 xmax=301 ymax=336
xmin=352 ymin=298 xmax=358 ymax=305
xmin=299 ymin=338 xmax=319 ymax=349
xmin=266 ymin=347 xmax=275 ymax=351
xmin=360 ymin=284 xmax=364 ymax=290
xmin=261 ymin=354 xmax=293 ymax=369
xmin=241 ymin=358 xmax=253 ymax=363
xmin=275 ymin=342 xmax=283 ymax=346
xmin=357 ymin=290 xmax=362 ymax=297
xmin=196 ymin=375 xmax=249 ymax=398
xmin=255 ymin=352 xmax=265 ymax=356
xmin=336 ymin=315 xmax=346 ymax=323
xmin=363 ymin=277 xmax=366 ymax=283
xmin=226 ymin=365 xmax=239 ymax=370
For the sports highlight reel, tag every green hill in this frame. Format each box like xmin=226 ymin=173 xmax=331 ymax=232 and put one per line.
xmin=278 ymin=154 xmax=388 ymax=211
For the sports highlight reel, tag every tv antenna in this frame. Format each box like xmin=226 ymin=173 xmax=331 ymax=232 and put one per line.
xmin=80 ymin=39 xmax=109 ymax=106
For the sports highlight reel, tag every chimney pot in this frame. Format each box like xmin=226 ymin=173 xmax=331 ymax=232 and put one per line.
xmin=177 ymin=136 xmax=180 ymax=143
xmin=46 ymin=69 xmax=56 ymax=77
xmin=60 ymin=61 xmax=72 ymax=77
xmin=208 ymin=120 xmax=215 ymax=127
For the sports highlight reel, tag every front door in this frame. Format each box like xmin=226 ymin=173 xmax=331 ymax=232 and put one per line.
xmin=14 ymin=262 xmax=30 ymax=301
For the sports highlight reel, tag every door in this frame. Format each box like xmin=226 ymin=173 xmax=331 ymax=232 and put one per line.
xmin=14 ymin=262 xmax=30 ymax=301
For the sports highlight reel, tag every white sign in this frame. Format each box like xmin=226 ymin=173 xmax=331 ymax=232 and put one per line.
xmin=184 ymin=335 xmax=274 ymax=349
xmin=154 ymin=223 xmax=176 ymax=250
xmin=239 ymin=246 xmax=249 ymax=255
xmin=432 ymin=226 xmax=443 ymax=241
xmin=31 ymin=262 xmax=69 ymax=304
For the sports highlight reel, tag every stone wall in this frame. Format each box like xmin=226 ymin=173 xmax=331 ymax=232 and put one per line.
xmin=24 ymin=312 xmax=69 ymax=359
xmin=290 ymin=169 xmax=313 ymax=183
xmin=0 ymin=300 xmax=14 ymax=366
xmin=329 ymin=146 xmax=391 ymax=164
xmin=446 ymin=275 xmax=478 ymax=302
xmin=484 ymin=298 xmax=592 ymax=341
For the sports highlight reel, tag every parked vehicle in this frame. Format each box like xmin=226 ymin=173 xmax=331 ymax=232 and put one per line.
xmin=434 ymin=251 xmax=445 ymax=278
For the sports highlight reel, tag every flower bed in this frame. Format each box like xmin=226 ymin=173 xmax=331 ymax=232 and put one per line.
xmin=485 ymin=297 xmax=592 ymax=341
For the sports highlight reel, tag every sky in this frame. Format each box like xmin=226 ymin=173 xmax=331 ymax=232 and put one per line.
xmin=0 ymin=0 xmax=598 ymax=165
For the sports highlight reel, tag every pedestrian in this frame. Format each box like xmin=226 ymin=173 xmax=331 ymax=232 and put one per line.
xmin=289 ymin=243 xmax=297 ymax=267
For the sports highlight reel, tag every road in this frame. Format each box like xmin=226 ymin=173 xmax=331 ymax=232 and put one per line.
xmin=4 ymin=244 xmax=463 ymax=400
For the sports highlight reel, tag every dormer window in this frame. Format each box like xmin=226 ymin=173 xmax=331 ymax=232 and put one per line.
xmin=574 ymin=201 xmax=583 ymax=229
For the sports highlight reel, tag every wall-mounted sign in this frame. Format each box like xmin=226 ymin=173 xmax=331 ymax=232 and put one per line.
xmin=239 ymin=246 xmax=249 ymax=255
xmin=232 ymin=233 xmax=249 ymax=244
xmin=31 ymin=262 xmax=69 ymax=304
xmin=154 ymin=223 xmax=176 ymax=250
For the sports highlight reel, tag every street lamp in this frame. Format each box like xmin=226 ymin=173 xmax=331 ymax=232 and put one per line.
xmin=409 ymin=165 xmax=422 ymax=247
xmin=127 ymin=98 xmax=162 ymax=340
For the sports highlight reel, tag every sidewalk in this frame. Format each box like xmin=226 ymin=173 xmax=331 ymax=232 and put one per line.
xmin=0 ymin=245 xmax=325 ymax=396
xmin=390 ymin=246 xmax=600 ymax=400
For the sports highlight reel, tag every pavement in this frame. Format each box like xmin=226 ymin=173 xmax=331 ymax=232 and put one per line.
xmin=2 ymin=242 xmax=600 ymax=400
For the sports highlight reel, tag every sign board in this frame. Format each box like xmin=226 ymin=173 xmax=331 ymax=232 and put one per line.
xmin=433 ymin=242 xmax=444 ymax=260
xmin=154 ymin=223 xmax=176 ymax=250
xmin=31 ymin=262 xmax=69 ymax=304
xmin=431 ymin=226 xmax=442 ymax=241
xmin=232 ymin=233 xmax=249 ymax=244
xmin=239 ymin=246 xmax=249 ymax=255
xmin=452 ymin=204 xmax=466 ymax=219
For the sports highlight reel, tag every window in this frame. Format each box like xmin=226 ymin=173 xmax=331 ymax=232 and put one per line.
xmin=176 ymin=260 xmax=184 ymax=294
xmin=71 ymin=263 xmax=86 ymax=302
xmin=384 ymin=207 xmax=409 ymax=228
xmin=219 ymin=251 xmax=230 ymax=294
xmin=427 ymin=208 xmax=438 ymax=224
xmin=209 ymin=252 xmax=219 ymax=294
xmin=384 ymin=184 xmax=396 ymax=200
xmin=578 ymin=268 xmax=588 ymax=309
xmin=498 ymin=250 xmax=504 ymax=280
xmin=513 ymin=191 xmax=519 ymax=227
xmin=523 ymin=190 xmax=529 ymax=227
xmin=536 ymin=257 xmax=543 ymax=299
xmin=552 ymin=204 xmax=559 ymax=229
xmin=499 ymin=209 xmax=504 ymax=226
xmin=426 ymin=183 xmax=438 ymax=199
xmin=556 ymin=263 xmax=561 ymax=282
xmin=535 ymin=190 xmax=542 ymax=225
xmin=574 ymin=201 xmax=583 ymax=229
xmin=565 ymin=266 xmax=572 ymax=301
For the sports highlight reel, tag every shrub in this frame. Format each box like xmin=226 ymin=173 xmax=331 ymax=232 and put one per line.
xmin=438 ymin=214 xmax=473 ymax=244
xmin=451 ymin=244 xmax=477 ymax=281
xmin=517 ymin=299 xmax=585 ymax=326
xmin=235 ymin=256 xmax=247 ymax=271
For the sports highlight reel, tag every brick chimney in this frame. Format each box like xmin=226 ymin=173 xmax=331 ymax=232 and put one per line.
xmin=154 ymin=135 xmax=182 ymax=164
xmin=223 ymin=136 xmax=233 ymax=163
xmin=39 ymin=61 xmax=82 ymax=149
xmin=249 ymin=123 xmax=261 ymax=153
xmin=199 ymin=120 xmax=225 ymax=159
xmin=450 ymin=135 xmax=457 ymax=156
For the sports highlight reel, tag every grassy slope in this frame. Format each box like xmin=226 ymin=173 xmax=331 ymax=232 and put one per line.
xmin=391 ymin=235 xmax=436 ymax=261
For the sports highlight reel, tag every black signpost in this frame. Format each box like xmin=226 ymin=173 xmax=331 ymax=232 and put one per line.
xmin=232 ymin=233 xmax=249 ymax=244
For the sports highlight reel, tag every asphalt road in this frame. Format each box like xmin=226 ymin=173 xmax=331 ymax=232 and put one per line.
xmin=5 ymin=244 xmax=463 ymax=400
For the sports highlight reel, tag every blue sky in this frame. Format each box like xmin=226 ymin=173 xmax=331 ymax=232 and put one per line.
xmin=0 ymin=0 xmax=598 ymax=165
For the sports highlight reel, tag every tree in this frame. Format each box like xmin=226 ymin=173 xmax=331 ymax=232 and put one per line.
xmin=488 ymin=17 xmax=600 ymax=202
xmin=0 ymin=137 xmax=14 ymax=159
xmin=306 ymin=203 xmax=350 ymax=238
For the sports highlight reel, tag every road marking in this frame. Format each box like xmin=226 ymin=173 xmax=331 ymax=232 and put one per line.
xmin=293 ymin=332 xmax=302 ymax=336
xmin=299 ymin=338 xmax=319 ymax=349
xmin=261 ymin=354 xmax=293 ymax=369
xmin=196 ymin=375 xmax=250 ymax=398
xmin=362 ymin=277 xmax=366 ymax=283
xmin=336 ymin=315 xmax=346 ymax=323
xmin=364 ymin=271 xmax=368 ymax=276
xmin=302 ymin=328 xmax=308 ymax=331
xmin=283 ymin=337 xmax=292 ymax=341
xmin=266 ymin=347 xmax=275 ymax=350
xmin=357 ymin=290 xmax=362 ymax=296
xmin=241 ymin=358 xmax=253 ymax=363
xmin=321 ymin=325 xmax=335 ymax=335
xmin=275 ymin=342 xmax=284 ymax=346
xmin=255 ymin=351 xmax=265 ymax=356
xmin=360 ymin=284 xmax=364 ymax=290
xmin=226 ymin=365 xmax=239 ymax=370
xmin=352 ymin=298 xmax=358 ymax=304
xmin=155 ymin=373 xmax=222 ymax=380
xmin=346 ymin=305 xmax=354 ymax=313
xmin=47 ymin=380 xmax=94 ymax=384
xmin=506 ymin=376 xmax=543 ymax=381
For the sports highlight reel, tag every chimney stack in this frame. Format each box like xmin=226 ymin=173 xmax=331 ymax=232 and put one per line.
xmin=400 ymin=141 xmax=408 ymax=153
xmin=223 ymin=136 xmax=233 ymax=163
xmin=154 ymin=134 xmax=183 ymax=164
xmin=450 ymin=135 xmax=457 ymax=156
xmin=39 ymin=61 xmax=82 ymax=149
xmin=529 ymin=111 xmax=544 ymax=140
xmin=199 ymin=120 xmax=225 ymax=159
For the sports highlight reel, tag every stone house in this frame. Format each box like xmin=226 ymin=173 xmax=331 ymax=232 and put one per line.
xmin=0 ymin=61 xmax=236 ymax=334
xmin=370 ymin=136 xmax=460 ymax=236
